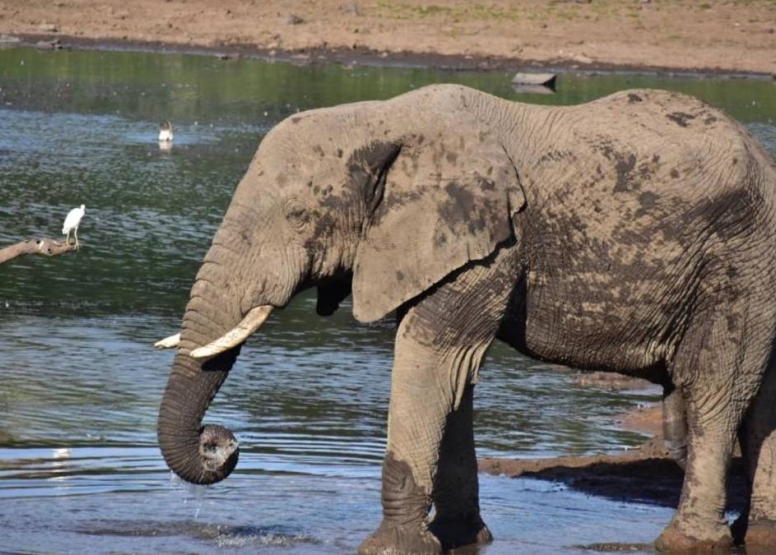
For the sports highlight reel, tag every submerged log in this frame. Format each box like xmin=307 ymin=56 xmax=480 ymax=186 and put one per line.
xmin=0 ymin=238 xmax=77 ymax=265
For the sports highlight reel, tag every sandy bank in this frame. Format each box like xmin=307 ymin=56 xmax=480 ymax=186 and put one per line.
xmin=1 ymin=0 xmax=775 ymax=75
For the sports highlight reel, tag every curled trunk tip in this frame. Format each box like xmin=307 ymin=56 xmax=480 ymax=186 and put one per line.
xmin=159 ymin=422 xmax=240 ymax=485
xmin=157 ymin=347 xmax=241 ymax=486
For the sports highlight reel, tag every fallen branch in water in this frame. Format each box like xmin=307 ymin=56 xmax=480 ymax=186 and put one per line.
xmin=0 ymin=238 xmax=77 ymax=265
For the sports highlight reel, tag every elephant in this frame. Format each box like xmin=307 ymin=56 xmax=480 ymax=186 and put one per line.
xmin=156 ymin=84 xmax=776 ymax=554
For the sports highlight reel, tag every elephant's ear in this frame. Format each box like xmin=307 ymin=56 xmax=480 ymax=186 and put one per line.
xmin=351 ymin=131 xmax=526 ymax=323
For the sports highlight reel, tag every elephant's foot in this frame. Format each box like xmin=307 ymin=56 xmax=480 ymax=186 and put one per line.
xmin=730 ymin=512 xmax=747 ymax=545
xmin=742 ymin=519 xmax=776 ymax=554
xmin=655 ymin=520 xmax=732 ymax=552
xmin=358 ymin=522 xmax=441 ymax=555
xmin=428 ymin=513 xmax=492 ymax=550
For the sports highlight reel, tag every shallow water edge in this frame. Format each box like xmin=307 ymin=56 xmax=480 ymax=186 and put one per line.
xmin=7 ymin=32 xmax=776 ymax=80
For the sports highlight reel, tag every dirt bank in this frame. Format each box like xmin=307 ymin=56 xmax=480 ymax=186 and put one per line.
xmin=1 ymin=0 xmax=775 ymax=75
xmin=479 ymin=435 xmax=748 ymax=511
xmin=479 ymin=399 xmax=750 ymax=515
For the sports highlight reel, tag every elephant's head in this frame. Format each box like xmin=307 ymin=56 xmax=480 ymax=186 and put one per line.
xmin=157 ymin=85 xmax=526 ymax=484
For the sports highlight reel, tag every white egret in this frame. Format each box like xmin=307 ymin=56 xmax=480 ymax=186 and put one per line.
xmin=62 ymin=204 xmax=85 ymax=249
xmin=158 ymin=120 xmax=174 ymax=143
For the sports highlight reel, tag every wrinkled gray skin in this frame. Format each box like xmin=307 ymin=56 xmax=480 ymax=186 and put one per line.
xmin=158 ymin=85 xmax=776 ymax=554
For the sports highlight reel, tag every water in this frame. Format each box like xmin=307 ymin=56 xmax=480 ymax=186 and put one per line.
xmin=0 ymin=46 xmax=774 ymax=554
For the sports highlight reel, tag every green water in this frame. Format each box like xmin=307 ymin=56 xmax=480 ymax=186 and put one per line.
xmin=3 ymin=47 xmax=775 ymax=122
xmin=0 ymin=45 xmax=774 ymax=554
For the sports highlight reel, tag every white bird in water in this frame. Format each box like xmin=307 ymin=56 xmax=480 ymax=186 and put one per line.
xmin=158 ymin=119 xmax=174 ymax=143
xmin=62 ymin=204 xmax=85 ymax=249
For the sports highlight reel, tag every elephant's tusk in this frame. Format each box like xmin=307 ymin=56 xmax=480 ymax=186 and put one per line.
xmin=190 ymin=305 xmax=274 ymax=361
xmin=155 ymin=333 xmax=181 ymax=349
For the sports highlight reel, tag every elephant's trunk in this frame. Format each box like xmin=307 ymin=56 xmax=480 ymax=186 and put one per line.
xmin=158 ymin=349 xmax=240 ymax=485
xmin=156 ymin=197 xmax=288 ymax=485
xmin=157 ymin=243 xmax=256 ymax=485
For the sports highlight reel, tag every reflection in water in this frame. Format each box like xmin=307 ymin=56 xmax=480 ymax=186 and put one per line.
xmin=0 ymin=45 xmax=773 ymax=554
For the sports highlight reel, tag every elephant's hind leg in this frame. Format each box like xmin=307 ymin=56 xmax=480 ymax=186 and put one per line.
xmin=736 ymin=361 xmax=776 ymax=551
xmin=662 ymin=385 xmax=688 ymax=469
xmin=656 ymin=302 xmax=771 ymax=552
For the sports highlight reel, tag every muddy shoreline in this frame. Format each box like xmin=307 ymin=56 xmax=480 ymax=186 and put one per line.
xmin=478 ymin=375 xmax=749 ymax=515
xmin=479 ymin=438 xmax=749 ymax=519
xmin=2 ymin=0 xmax=775 ymax=77
xmin=7 ymin=32 xmax=776 ymax=81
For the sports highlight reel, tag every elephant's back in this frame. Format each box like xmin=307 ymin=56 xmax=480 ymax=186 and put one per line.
xmin=520 ymin=88 xmax=772 ymax=244
xmin=565 ymin=88 xmax=753 ymax=171
xmin=513 ymin=89 xmax=776 ymax=370
xmin=577 ymin=88 xmax=738 ymax=138
xmin=572 ymin=88 xmax=775 ymax=242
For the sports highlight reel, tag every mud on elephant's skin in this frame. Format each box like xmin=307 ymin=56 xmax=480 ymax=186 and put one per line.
xmin=157 ymin=84 xmax=776 ymax=554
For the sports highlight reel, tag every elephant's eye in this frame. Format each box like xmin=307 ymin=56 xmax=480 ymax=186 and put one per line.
xmin=285 ymin=202 xmax=311 ymax=230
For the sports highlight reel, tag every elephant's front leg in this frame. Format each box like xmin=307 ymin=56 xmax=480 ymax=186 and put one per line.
xmin=357 ymin=328 xmax=464 ymax=555
xmin=358 ymin=261 xmax=511 ymax=555
xmin=429 ymin=384 xmax=492 ymax=550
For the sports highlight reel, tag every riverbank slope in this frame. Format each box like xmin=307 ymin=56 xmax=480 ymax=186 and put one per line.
xmin=1 ymin=0 xmax=775 ymax=75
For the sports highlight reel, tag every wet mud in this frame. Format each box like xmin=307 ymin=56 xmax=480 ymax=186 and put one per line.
xmin=480 ymin=435 xmax=748 ymax=512
xmin=479 ymin=371 xmax=753 ymax=514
